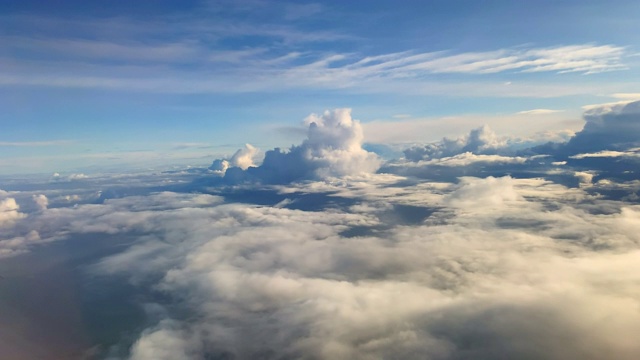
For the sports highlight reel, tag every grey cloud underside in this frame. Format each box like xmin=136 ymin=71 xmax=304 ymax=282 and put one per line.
xmin=530 ymin=100 xmax=640 ymax=158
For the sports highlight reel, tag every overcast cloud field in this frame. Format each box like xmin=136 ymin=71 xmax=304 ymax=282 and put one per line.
xmin=2 ymin=1 xmax=640 ymax=359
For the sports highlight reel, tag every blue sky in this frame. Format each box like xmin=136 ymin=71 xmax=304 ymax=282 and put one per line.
xmin=1 ymin=0 xmax=640 ymax=174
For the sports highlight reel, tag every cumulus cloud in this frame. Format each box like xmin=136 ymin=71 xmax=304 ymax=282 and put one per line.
xmin=221 ymin=109 xmax=380 ymax=184
xmin=501 ymin=100 xmax=640 ymax=186
xmin=403 ymin=125 xmax=508 ymax=161
xmin=574 ymin=171 xmax=595 ymax=186
xmin=32 ymin=194 xmax=48 ymax=211
xmin=51 ymin=172 xmax=89 ymax=182
xmin=401 ymin=100 xmax=640 ymax=171
xmin=209 ymin=144 xmax=259 ymax=173
xmin=0 ymin=196 xmax=26 ymax=227
xmin=532 ymin=100 xmax=640 ymax=159
xmin=445 ymin=176 xmax=522 ymax=208
xmin=570 ymin=100 xmax=640 ymax=152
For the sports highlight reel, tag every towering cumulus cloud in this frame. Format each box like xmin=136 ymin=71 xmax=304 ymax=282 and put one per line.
xmin=533 ymin=100 xmax=640 ymax=158
xmin=222 ymin=109 xmax=381 ymax=184
xmin=572 ymin=100 xmax=640 ymax=152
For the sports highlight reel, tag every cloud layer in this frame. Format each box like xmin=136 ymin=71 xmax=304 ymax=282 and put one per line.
xmin=2 ymin=102 xmax=640 ymax=359
xmin=2 ymin=168 xmax=640 ymax=359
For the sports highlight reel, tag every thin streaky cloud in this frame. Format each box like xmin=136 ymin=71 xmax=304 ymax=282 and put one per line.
xmin=517 ymin=109 xmax=564 ymax=115
xmin=0 ymin=44 xmax=628 ymax=95
xmin=611 ymin=93 xmax=640 ymax=100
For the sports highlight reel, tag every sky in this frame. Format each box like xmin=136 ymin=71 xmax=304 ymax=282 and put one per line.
xmin=1 ymin=0 xmax=640 ymax=174
xmin=2 ymin=2 xmax=640 ymax=359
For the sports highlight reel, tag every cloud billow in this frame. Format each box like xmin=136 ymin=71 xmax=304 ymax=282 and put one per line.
xmin=567 ymin=100 xmax=640 ymax=154
xmin=209 ymin=144 xmax=259 ymax=174
xmin=383 ymin=101 xmax=640 ymax=188
xmin=216 ymin=109 xmax=381 ymax=184
xmin=403 ymin=125 xmax=508 ymax=161
xmin=77 ymin=176 xmax=640 ymax=359
xmin=531 ymin=100 xmax=640 ymax=158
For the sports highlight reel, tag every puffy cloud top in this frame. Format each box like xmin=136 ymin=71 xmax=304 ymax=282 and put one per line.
xmin=0 ymin=197 xmax=26 ymax=227
xmin=223 ymin=109 xmax=381 ymax=184
xmin=445 ymin=176 xmax=522 ymax=208
xmin=32 ymin=194 xmax=48 ymax=211
xmin=209 ymin=144 xmax=258 ymax=173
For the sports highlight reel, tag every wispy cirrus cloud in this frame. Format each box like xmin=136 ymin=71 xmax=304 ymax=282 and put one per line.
xmin=1 ymin=44 xmax=629 ymax=98
xmin=283 ymin=44 xmax=627 ymax=80
xmin=517 ymin=109 xmax=564 ymax=115
xmin=0 ymin=7 xmax=632 ymax=99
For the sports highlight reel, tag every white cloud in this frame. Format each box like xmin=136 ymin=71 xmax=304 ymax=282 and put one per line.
xmin=229 ymin=144 xmax=258 ymax=170
xmin=50 ymin=173 xmax=90 ymax=182
xmin=351 ymin=44 xmax=626 ymax=76
xmin=428 ymin=152 xmax=528 ymax=167
xmin=611 ymin=93 xmax=640 ymax=100
xmin=363 ymin=112 xmax=581 ymax=145
xmin=3 ymin=165 xmax=640 ymax=359
xmin=0 ymin=197 xmax=26 ymax=228
xmin=32 ymin=194 xmax=48 ymax=211
xmin=129 ymin=320 xmax=199 ymax=360
xmin=516 ymin=109 xmax=563 ymax=115
xmin=75 ymin=178 xmax=640 ymax=359
xmin=403 ymin=125 xmax=508 ymax=161
xmin=574 ymin=171 xmax=595 ymax=186
xmin=0 ymin=34 xmax=629 ymax=97
xmin=3 ymin=95 xmax=640 ymax=358
xmin=209 ymin=144 xmax=259 ymax=173
xmin=445 ymin=176 xmax=522 ymax=208
xmin=221 ymin=109 xmax=381 ymax=183
xmin=570 ymin=149 xmax=640 ymax=159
